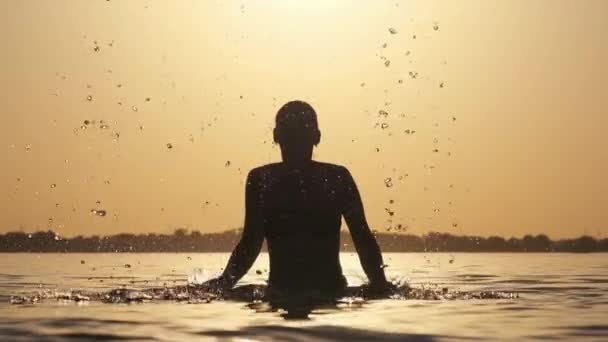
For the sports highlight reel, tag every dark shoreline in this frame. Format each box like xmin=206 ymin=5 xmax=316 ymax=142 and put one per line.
xmin=1 ymin=229 xmax=606 ymax=253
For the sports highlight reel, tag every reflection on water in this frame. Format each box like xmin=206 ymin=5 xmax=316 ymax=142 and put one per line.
xmin=1 ymin=253 xmax=607 ymax=341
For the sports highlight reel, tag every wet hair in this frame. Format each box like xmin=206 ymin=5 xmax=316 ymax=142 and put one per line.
xmin=275 ymin=101 xmax=318 ymax=132
xmin=274 ymin=101 xmax=321 ymax=146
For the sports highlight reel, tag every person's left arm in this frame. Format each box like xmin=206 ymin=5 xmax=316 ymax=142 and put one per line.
xmin=340 ymin=167 xmax=391 ymax=293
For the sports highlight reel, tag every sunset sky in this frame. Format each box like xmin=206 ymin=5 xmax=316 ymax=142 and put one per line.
xmin=1 ymin=0 xmax=606 ymax=239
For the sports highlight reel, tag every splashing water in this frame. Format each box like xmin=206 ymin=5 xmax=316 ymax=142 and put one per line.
xmin=90 ymin=209 xmax=107 ymax=217
xmin=9 ymin=280 xmax=517 ymax=307
xmin=187 ymin=268 xmax=214 ymax=285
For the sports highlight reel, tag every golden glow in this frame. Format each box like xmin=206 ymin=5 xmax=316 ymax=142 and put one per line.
xmin=0 ymin=0 xmax=606 ymax=238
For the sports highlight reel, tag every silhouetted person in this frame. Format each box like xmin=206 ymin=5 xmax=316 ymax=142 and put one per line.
xmin=204 ymin=101 xmax=390 ymax=310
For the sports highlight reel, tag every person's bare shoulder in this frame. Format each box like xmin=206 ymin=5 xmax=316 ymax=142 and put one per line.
xmin=312 ymin=161 xmax=347 ymax=172
xmin=312 ymin=161 xmax=352 ymax=182
xmin=315 ymin=162 xmax=352 ymax=188
xmin=247 ymin=163 xmax=281 ymax=182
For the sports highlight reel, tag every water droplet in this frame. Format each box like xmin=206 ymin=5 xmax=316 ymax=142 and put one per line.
xmin=381 ymin=123 xmax=389 ymax=129
xmin=433 ymin=24 xmax=440 ymax=31
xmin=145 ymin=97 xmax=150 ymax=102
xmin=166 ymin=143 xmax=173 ymax=149
xmin=93 ymin=46 xmax=100 ymax=52
xmin=360 ymin=82 xmax=365 ymax=87
xmin=86 ymin=95 xmax=93 ymax=101
xmin=388 ymin=27 xmax=398 ymax=34
xmin=381 ymin=43 xmax=387 ymax=48
xmin=50 ymin=183 xmax=56 ymax=189
xmin=439 ymin=82 xmax=444 ymax=88
xmin=27 ymin=234 xmax=32 ymax=239
xmin=225 ymin=160 xmax=231 ymax=167
xmin=452 ymin=117 xmax=457 ymax=122
xmin=91 ymin=209 xmax=107 ymax=217
xmin=378 ymin=110 xmax=389 ymax=118
xmin=384 ymin=177 xmax=393 ymax=188
xmin=132 ymin=106 xmax=138 ymax=112
xmin=80 ymin=125 xmax=88 ymax=130
xmin=100 ymin=124 xmax=109 ymax=129
xmin=384 ymin=60 xmax=391 ymax=67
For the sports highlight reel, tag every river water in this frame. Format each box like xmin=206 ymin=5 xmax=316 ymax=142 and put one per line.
xmin=1 ymin=253 xmax=606 ymax=341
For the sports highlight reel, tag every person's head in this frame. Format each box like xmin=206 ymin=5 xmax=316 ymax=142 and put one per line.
xmin=273 ymin=100 xmax=321 ymax=164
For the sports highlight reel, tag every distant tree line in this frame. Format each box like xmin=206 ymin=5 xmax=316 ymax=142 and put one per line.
xmin=0 ymin=229 xmax=606 ymax=253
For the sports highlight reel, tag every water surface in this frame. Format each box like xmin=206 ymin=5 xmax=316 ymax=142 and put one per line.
xmin=1 ymin=253 xmax=607 ymax=341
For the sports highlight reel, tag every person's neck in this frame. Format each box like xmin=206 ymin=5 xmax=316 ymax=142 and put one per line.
xmin=281 ymin=158 xmax=313 ymax=170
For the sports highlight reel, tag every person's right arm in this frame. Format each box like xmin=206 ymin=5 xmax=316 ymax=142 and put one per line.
xmin=202 ymin=169 xmax=264 ymax=289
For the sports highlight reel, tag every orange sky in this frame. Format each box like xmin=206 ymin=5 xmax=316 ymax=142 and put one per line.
xmin=1 ymin=0 xmax=606 ymax=238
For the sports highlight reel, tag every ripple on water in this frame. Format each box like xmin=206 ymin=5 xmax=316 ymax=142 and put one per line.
xmin=572 ymin=277 xmax=608 ymax=284
xmin=559 ymin=324 xmax=608 ymax=338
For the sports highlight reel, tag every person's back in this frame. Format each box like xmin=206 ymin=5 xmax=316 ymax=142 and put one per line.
xmin=251 ymin=161 xmax=351 ymax=292
xmin=203 ymin=100 xmax=390 ymax=303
